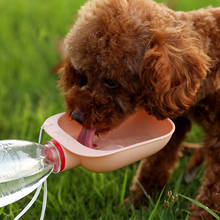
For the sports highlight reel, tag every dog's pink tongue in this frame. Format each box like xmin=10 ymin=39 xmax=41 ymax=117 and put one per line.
xmin=77 ymin=127 xmax=96 ymax=148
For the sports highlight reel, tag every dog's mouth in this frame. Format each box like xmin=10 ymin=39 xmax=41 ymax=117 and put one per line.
xmin=71 ymin=110 xmax=96 ymax=148
xmin=72 ymin=110 xmax=112 ymax=148
xmin=77 ymin=127 xmax=96 ymax=148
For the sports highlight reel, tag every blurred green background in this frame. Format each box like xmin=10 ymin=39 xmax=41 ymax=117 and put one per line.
xmin=0 ymin=0 xmax=219 ymax=219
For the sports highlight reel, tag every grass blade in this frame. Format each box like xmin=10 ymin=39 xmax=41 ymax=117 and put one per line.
xmin=179 ymin=194 xmax=220 ymax=220
xmin=148 ymin=188 xmax=165 ymax=220
xmin=136 ymin=179 xmax=155 ymax=207
xmin=120 ymin=168 xmax=129 ymax=205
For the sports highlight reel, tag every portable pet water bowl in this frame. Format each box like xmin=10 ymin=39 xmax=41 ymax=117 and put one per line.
xmin=0 ymin=110 xmax=175 ymax=220
xmin=43 ymin=111 xmax=175 ymax=172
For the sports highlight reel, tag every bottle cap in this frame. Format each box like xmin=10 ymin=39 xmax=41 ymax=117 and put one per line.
xmin=45 ymin=140 xmax=65 ymax=173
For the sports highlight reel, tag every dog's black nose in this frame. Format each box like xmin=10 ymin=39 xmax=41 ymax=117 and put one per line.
xmin=71 ymin=111 xmax=85 ymax=124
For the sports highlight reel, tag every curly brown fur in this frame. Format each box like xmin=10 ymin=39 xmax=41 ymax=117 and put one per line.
xmin=57 ymin=0 xmax=220 ymax=218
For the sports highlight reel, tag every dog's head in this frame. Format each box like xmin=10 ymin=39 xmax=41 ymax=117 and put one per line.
xmin=57 ymin=0 xmax=210 ymax=146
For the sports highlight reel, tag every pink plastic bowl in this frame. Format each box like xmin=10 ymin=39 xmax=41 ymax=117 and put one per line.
xmin=43 ymin=111 xmax=175 ymax=172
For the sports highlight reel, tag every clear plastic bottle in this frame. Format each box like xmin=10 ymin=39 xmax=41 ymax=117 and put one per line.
xmin=0 ymin=139 xmax=64 ymax=207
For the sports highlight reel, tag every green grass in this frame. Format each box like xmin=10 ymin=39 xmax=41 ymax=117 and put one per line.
xmin=0 ymin=0 xmax=219 ymax=219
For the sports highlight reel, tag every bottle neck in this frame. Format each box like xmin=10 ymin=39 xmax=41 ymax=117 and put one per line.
xmin=45 ymin=140 xmax=66 ymax=173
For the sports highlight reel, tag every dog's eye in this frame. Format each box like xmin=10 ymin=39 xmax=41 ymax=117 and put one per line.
xmin=103 ymin=78 xmax=118 ymax=88
xmin=79 ymin=75 xmax=88 ymax=87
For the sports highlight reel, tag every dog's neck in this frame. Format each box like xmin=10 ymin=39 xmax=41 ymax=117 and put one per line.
xmin=178 ymin=8 xmax=220 ymax=59
xmin=175 ymin=8 xmax=220 ymax=100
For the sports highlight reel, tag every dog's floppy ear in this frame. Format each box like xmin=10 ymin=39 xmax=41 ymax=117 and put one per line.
xmin=140 ymin=25 xmax=210 ymax=119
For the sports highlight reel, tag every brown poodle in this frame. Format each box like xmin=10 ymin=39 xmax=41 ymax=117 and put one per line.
xmin=56 ymin=0 xmax=220 ymax=219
